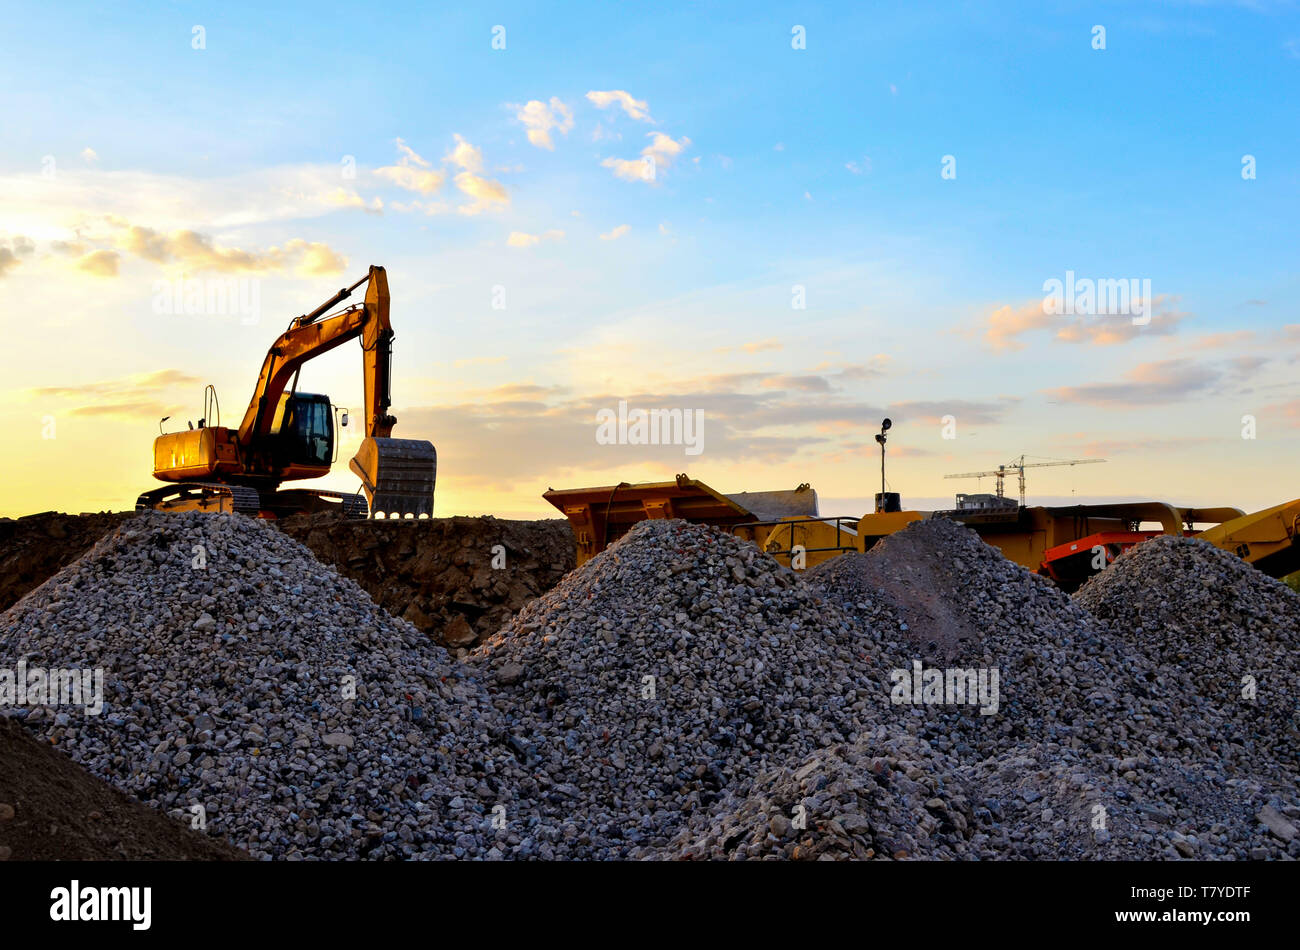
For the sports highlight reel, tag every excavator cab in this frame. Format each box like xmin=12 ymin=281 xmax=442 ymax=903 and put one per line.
xmin=271 ymin=392 xmax=334 ymax=470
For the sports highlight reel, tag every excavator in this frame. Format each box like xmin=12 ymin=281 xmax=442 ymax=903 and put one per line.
xmin=136 ymin=266 xmax=436 ymax=519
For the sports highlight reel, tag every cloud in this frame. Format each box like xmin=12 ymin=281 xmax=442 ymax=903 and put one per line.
xmin=1184 ymin=330 xmax=1255 ymax=350
xmin=507 ymin=229 xmax=565 ymax=248
xmin=374 ymin=138 xmax=446 ymax=195
xmin=453 ymin=172 xmax=508 ymax=215
xmin=0 ymin=234 xmax=35 ymax=278
xmin=322 ymin=188 xmax=384 ymax=213
xmin=513 ymin=98 xmax=574 ymax=150
xmin=886 ymin=398 xmax=1019 ymax=426
xmin=76 ymin=249 xmax=120 ymax=277
xmin=454 ymin=355 xmax=509 ymax=368
xmin=599 ymin=224 xmax=630 ymax=241
xmin=396 ymin=139 xmax=431 ymax=167
xmin=715 ymin=339 xmax=783 ymax=355
xmin=107 ymin=224 xmax=346 ymax=276
xmin=602 ymin=132 xmax=691 ymax=183
xmin=81 ymin=147 xmax=98 ymax=163
xmin=1263 ymin=398 xmax=1300 ymax=428
xmin=982 ymin=295 xmax=1188 ymax=350
xmin=1044 ymin=359 xmax=1216 ymax=407
xmin=585 ymin=90 xmax=653 ymax=122
xmin=845 ymin=158 xmax=871 ymax=174
xmin=1063 ymin=436 xmax=1213 ymax=457
xmin=445 ymin=134 xmax=483 ymax=173
xmin=31 ymin=369 xmax=202 ymax=421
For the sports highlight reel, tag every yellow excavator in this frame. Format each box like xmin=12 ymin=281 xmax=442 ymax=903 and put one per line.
xmin=136 ymin=266 xmax=436 ymax=518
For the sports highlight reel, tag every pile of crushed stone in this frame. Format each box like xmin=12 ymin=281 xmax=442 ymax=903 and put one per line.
xmin=1075 ymin=533 xmax=1300 ymax=783
xmin=4 ymin=511 xmax=1297 ymax=861
xmin=469 ymin=518 xmax=879 ymax=858
xmin=0 ymin=512 xmax=522 ymax=861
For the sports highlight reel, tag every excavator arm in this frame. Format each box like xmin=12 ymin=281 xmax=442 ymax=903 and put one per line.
xmin=237 ymin=266 xmax=396 ymax=444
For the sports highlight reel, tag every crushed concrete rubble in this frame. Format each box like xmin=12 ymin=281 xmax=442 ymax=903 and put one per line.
xmin=2 ymin=512 xmax=1296 ymax=860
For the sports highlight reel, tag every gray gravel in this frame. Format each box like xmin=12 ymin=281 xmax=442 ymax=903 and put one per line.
xmin=2 ymin=511 xmax=1297 ymax=860
xmin=0 ymin=512 xmax=521 ymax=861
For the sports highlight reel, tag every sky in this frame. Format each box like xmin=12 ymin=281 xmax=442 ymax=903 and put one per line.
xmin=2 ymin=0 xmax=1298 ymax=520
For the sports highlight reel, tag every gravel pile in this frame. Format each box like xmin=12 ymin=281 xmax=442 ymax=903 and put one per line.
xmin=1075 ymin=534 xmax=1300 ymax=783
xmin=0 ymin=512 xmax=522 ymax=861
xmin=809 ymin=519 xmax=1146 ymax=758
xmin=4 ymin=511 xmax=1297 ymax=861
xmin=794 ymin=518 xmax=1300 ymax=860
xmin=670 ymin=731 xmax=976 ymax=860
xmin=469 ymin=518 xmax=880 ymax=858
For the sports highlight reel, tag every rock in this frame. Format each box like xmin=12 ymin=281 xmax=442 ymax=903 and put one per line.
xmin=496 ymin=662 xmax=525 ymax=686
xmin=1258 ymin=805 xmax=1297 ymax=842
xmin=442 ymin=614 xmax=477 ymax=648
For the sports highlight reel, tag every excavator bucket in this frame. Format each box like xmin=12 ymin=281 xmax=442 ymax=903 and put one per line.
xmin=349 ymin=437 xmax=436 ymax=518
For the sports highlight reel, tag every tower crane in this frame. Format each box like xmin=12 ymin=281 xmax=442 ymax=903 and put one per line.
xmin=945 ymin=455 xmax=1106 ymax=506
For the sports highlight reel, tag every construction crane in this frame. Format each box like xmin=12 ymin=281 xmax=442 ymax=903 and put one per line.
xmin=945 ymin=455 xmax=1106 ymax=506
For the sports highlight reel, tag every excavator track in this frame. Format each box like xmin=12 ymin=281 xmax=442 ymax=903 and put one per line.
xmin=136 ymin=483 xmax=263 ymax=515
xmin=136 ymin=483 xmax=368 ymax=519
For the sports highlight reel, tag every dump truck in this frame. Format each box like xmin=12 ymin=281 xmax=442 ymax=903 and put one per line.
xmin=136 ymin=266 xmax=436 ymax=519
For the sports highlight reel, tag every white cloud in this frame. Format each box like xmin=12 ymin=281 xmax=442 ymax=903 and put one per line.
xmin=75 ymin=249 xmax=119 ymax=277
xmin=81 ymin=147 xmax=99 ymax=163
xmin=453 ymin=172 xmax=508 ymax=215
xmin=601 ymin=131 xmax=691 ymax=183
xmin=599 ymin=224 xmax=630 ymax=241
xmin=507 ymin=229 xmax=564 ymax=248
xmin=585 ymin=89 xmax=654 ymax=122
xmin=513 ymin=97 xmax=574 ymax=150
xmin=374 ymin=138 xmax=445 ymax=195
xmin=445 ymin=133 xmax=483 ymax=173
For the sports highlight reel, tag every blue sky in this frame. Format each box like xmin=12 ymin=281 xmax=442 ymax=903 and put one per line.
xmin=2 ymin=0 xmax=1298 ymax=517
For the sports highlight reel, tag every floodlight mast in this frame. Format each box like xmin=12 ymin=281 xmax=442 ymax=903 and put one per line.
xmin=874 ymin=417 xmax=892 ymax=512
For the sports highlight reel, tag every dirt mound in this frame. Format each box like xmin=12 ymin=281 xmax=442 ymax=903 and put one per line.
xmin=0 ymin=715 xmax=246 ymax=860
xmin=0 ymin=511 xmax=131 ymax=614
